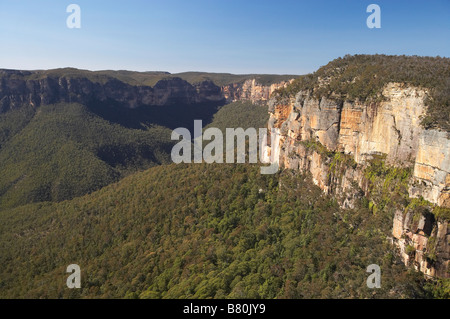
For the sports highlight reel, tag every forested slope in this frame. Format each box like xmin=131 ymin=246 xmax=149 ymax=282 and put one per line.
xmin=1 ymin=163 xmax=443 ymax=299
xmin=0 ymin=103 xmax=173 ymax=209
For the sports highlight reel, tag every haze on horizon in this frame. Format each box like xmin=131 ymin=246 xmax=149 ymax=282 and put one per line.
xmin=0 ymin=0 xmax=449 ymax=74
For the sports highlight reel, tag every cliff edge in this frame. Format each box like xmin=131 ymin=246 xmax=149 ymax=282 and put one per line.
xmin=268 ymin=55 xmax=449 ymax=278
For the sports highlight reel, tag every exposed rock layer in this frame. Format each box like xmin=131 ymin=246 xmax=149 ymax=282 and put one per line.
xmin=267 ymin=82 xmax=449 ymax=277
xmin=392 ymin=210 xmax=449 ymax=278
xmin=269 ymin=83 xmax=449 ymax=208
xmin=0 ymin=69 xmax=293 ymax=111
xmin=221 ymin=79 xmax=293 ymax=104
xmin=0 ymin=70 xmax=225 ymax=110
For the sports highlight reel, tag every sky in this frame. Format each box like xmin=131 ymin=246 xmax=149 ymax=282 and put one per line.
xmin=0 ymin=0 xmax=449 ymax=74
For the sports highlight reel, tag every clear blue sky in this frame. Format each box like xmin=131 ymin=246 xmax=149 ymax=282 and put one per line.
xmin=0 ymin=0 xmax=449 ymax=74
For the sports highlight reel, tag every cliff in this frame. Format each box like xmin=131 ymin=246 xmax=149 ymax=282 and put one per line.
xmin=267 ymin=82 xmax=449 ymax=278
xmin=0 ymin=69 xmax=293 ymax=112
xmin=221 ymin=78 xmax=293 ymax=104
xmin=0 ymin=69 xmax=225 ymax=111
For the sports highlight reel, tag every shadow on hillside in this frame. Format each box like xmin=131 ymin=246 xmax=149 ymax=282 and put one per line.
xmin=87 ymin=99 xmax=226 ymax=134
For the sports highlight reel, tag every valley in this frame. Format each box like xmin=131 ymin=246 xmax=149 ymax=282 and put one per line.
xmin=0 ymin=54 xmax=449 ymax=299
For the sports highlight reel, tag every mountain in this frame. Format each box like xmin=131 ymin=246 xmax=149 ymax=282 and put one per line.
xmin=0 ymin=69 xmax=223 ymax=110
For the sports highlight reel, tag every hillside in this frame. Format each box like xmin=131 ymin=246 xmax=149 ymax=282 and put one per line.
xmin=0 ymin=103 xmax=173 ymax=209
xmin=0 ymin=162 xmax=443 ymax=299
xmin=204 ymin=101 xmax=269 ymax=132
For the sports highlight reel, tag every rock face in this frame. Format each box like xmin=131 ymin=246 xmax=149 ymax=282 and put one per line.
xmin=409 ymin=130 xmax=450 ymax=207
xmin=221 ymin=79 xmax=293 ymax=104
xmin=0 ymin=69 xmax=293 ymax=111
xmin=268 ymin=82 xmax=449 ymax=277
xmin=392 ymin=210 xmax=449 ymax=278
xmin=269 ymin=83 xmax=449 ymax=208
xmin=0 ymin=70 xmax=225 ymax=111
xmin=274 ymin=83 xmax=427 ymax=164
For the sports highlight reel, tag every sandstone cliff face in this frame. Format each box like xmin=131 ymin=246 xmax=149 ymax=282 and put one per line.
xmin=0 ymin=70 xmax=224 ymax=111
xmin=272 ymin=84 xmax=426 ymax=164
xmin=221 ymin=79 xmax=293 ymax=104
xmin=267 ymin=82 xmax=449 ymax=277
xmin=269 ymin=83 xmax=449 ymax=208
xmin=0 ymin=70 xmax=292 ymax=111
xmin=392 ymin=210 xmax=449 ymax=278
xmin=409 ymin=130 xmax=450 ymax=207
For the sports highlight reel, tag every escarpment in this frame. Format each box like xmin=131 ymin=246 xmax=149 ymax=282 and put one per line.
xmin=0 ymin=69 xmax=294 ymax=112
xmin=0 ymin=70 xmax=224 ymax=110
xmin=268 ymin=81 xmax=449 ymax=278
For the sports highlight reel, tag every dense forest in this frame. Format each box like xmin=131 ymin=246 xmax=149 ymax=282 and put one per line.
xmin=1 ymin=162 xmax=446 ymax=299
xmin=0 ymin=100 xmax=267 ymax=211
xmin=0 ymin=103 xmax=174 ymax=209
xmin=276 ymin=55 xmax=450 ymax=131
xmin=204 ymin=101 xmax=269 ymax=132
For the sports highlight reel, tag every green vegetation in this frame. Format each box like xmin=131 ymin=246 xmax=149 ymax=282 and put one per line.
xmin=405 ymin=197 xmax=432 ymax=216
xmin=276 ymin=54 xmax=450 ymax=131
xmin=405 ymin=245 xmax=416 ymax=255
xmin=0 ymin=163 xmax=433 ymax=298
xmin=425 ymin=235 xmax=438 ymax=263
xmin=298 ymin=139 xmax=357 ymax=185
xmin=300 ymin=140 xmax=334 ymax=158
xmin=0 ymin=92 xmax=273 ymax=211
xmin=0 ymin=103 xmax=173 ymax=209
xmin=0 ymin=105 xmax=36 ymax=146
xmin=205 ymin=101 xmax=269 ymax=132
xmin=328 ymin=151 xmax=357 ymax=183
xmin=433 ymin=206 xmax=450 ymax=221
xmin=426 ymin=279 xmax=450 ymax=299
xmin=0 ymin=98 xmax=273 ymax=210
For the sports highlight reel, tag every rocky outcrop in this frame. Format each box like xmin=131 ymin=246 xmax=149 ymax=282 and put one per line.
xmin=221 ymin=79 xmax=293 ymax=104
xmin=409 ymin=130 xmax=450 ymax=207
xmin=392 ymin=210 xmax=449 ymax=278
xmin=267 ymin=82 xmax=449 ymax=277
